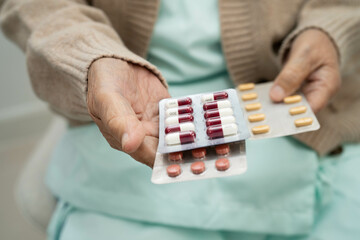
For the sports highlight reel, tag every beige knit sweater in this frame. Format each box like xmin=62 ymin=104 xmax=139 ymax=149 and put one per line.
xmin=1 ymin=0 xmax=360 ymax=155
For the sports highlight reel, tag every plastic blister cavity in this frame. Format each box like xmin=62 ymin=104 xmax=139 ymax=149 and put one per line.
xmin=157 ymin=89 xmax=250 ymax=154
xmin=152 ymin=141 xmax=247 ymax=184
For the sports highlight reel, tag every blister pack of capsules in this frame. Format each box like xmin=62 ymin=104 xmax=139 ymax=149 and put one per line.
xmin=152 ymin=89 xmax=249 ymax=184
xmin=236 ymin=82 xmax=320 ymax=139
xmin=157 ymin=89 xmax=250 ymax=153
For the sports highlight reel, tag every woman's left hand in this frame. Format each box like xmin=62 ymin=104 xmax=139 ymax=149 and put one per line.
xmin=270 ymin=29 xmax=341 ymax=113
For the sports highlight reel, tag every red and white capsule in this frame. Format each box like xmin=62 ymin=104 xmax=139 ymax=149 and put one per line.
xmin=166 ymin=106 xmax=193 ymax=117
xmin=165 ymin=131 xmax=196 ymax=145
xmin=166 ymin=114 xmax=194 ymax=126
xmin=204 ymin=108 xmax=233 ymax=119
xmin=205 ymin=115 xmax=236 ymax=127
xmin=201 ymin=91 xmax=228 ymax=103
xmin=203 ymin=100 xmax=231 ymax=111
xmin=165 ymin=122 xmax=195 ymax=134
xmin=206 ymin=123 xmax=238 ymax=139
xmin=166 ymin=97 xmax=192 ymax=109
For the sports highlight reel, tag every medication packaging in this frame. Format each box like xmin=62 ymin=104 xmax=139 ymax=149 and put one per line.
xmin=152 ymin=89 xmax=248 ymax=184
xmin=152 ymin=83 xmax=320 ymax=184
xmin=157 ymin=89 xmax=250 ymax=154
xmin=237 ymin=81 xmax=320 ymax=140
xmin=152 ymin=141 xmax=247 ymax=184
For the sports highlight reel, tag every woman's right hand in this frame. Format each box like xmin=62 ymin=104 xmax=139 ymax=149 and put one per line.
xmin=87 ymin=58 xmax=170 ymax=167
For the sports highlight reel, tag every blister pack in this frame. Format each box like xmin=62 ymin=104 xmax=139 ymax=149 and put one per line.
xmin=237 ymin=82 xmax=320 ymax=139
xmin=157 ymin=89 xmax=250 ymax=153
xmin=151 ymin=82 xmax=321 ymax=184
xmin=151 ymin=141 xmax=246 ymax=184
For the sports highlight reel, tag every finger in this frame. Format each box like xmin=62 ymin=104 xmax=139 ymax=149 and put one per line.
xmin=302 ymin=66 xmax=341 ymax=113
xmin=94 ymin=115 xmax=156 ymax=168
xmin=130 ymin=136 xmax=158 ymax=168
xmin=92 ymin=116 xmax=123 ymax=151
xmin=95 ymin=92 xmax=146 ymax=154
xmin=270 ymin=43 xmax=319 ymax=102
xmin=107 ymin=114 xmax=146 ymax=153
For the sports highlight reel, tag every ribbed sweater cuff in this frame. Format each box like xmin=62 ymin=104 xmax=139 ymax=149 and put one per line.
xmin=279 ymin=9 xmax=360 ymax=68
xmin=82 ymin=37 xmax=167 ymax=87
xmin=52 ymin=31 xmax=166 ymax=121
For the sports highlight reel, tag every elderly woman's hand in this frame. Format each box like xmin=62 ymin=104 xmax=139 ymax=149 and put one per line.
xmin=87 ymin=58 xmax=170 ymax=167
xmin=270 ymin=29 xmax=341 ymax=112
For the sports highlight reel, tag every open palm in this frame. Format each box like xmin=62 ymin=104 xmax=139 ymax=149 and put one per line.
xmin=87 ymin=58 xmax=170 ymax=167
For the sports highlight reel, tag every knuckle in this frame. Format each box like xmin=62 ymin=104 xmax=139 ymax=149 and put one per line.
xmin=279 ymin=67 xmax=300 ymax=89
xmin=299 ymin=43 xmax=313 ymax=58
xmin=105 ymin=116 xmax=128 ymax=141
xmin=282 ymin=67 xmax=298 ymax=80
xmin=106 ymin=115 xmax=123 ymax=130
xmin=308 ymin=51 xmax=320 ymax=67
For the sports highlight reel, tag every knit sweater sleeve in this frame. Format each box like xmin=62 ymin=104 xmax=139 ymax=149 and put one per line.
xmin=0 ymin=0 xmax=166 ymax=121
xmin=278 ymin=0 xmax=360 ymax=155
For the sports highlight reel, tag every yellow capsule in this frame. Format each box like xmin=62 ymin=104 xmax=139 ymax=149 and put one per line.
xmin=245 ymin=102 xmax=262 ymax=111
xmin=284 ymin=95 xmax=302 ymax=104
xmin=241 ymin=92 xmax=258 ymax=101
xmin=294 ymin=117 xmax=313 ymax=127
xmin=289 ymin=105 xmax=307 ymax=115
xmin=238 ymin=83 xmax=255 ymax=91
xmin=252 ymin=125 xmax=270 ymax=134
xmin=248 ymin=113 xmax=265 ymax=122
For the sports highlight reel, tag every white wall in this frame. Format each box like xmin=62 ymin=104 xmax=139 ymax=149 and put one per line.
xmin=0 ymin=28 xmax=52 ymax=240
xmin=0 ymin=32 xmax=46 ymax=121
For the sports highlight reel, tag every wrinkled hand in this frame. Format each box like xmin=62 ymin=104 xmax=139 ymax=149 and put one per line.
xmin=270 ymin=29 xmax=341 ymax=112
xmin=87 ymin=58 xmax=170 ymax=167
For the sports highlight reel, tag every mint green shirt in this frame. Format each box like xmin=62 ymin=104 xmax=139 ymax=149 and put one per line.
xmin=147 ymin=0 xmax=234 ymax=97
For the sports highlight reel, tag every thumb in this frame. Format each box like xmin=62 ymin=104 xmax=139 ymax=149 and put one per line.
xmin=101 ymin=93 xmax=146 ymax=153
xmin=270 ymin=46 xmax=318 ymax=102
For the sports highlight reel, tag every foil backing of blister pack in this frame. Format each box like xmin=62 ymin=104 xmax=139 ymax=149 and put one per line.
xmin=237 ymin=82 xmax=320 ymax=139
xmin=151 ymin=141 xmax=247 ymax=184
xmin=157 ymin=89 xmax=250 ymax=154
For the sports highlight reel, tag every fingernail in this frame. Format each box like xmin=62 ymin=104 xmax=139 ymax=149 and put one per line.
xmin=271 ymin=85 xmax=285 ymax=100
xmin=121 ymin=133 xmax=129 ymax=151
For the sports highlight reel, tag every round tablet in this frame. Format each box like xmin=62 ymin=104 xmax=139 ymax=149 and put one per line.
xmin=191 ymin=161 xmax=205 ymax=175
xmin=215 ymin=144 xmax=230 ymax=155
xmin=167 ymin=164 xmax=181 ymax=177
xmin=191 ymin=148 xmax=206 ymax=159
xmin=168 ymin=152 xmax=183 ymax=161
xmin=215 ymin=158 xmax=230 ymax=171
